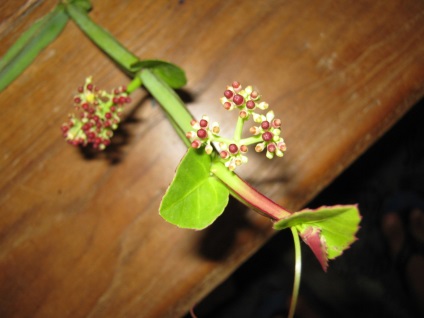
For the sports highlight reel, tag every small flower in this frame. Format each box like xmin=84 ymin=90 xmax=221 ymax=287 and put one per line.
xmin=61 ymin=77 xmax=130 ymax=150
xmin=205 ymin=143 xmax=214 ymax=154
xmin=210 ymin=122 xmax=221 ymax=134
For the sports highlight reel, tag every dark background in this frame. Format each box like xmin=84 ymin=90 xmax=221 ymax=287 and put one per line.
xmin=186 ymin=99 xmax=424 ymax=318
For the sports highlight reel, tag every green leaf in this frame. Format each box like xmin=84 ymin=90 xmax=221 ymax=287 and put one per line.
xmin=0 ymin=4 xmax=69 ymax=92
xmin=159 ymin=148 xmax=229 ymax=230
xmin=69 ymin=0 xmax=92 ymax=12
xmin=132 ymin=59 xmax=187 ymax=89
xmin=274 ymin=205 xmax=361 ymax=271
xmin=0 ymin=15 xmax=44 ymax=71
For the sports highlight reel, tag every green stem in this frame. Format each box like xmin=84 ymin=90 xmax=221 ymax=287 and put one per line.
xmin=139 ymin=69 xmax=193 ymax=134
xmin=239 ymin=135 xmax=262 ymax=146
xmin=210 ymin=135 xmax=235 ymax=145
xmin=65 ymin=3 xmax=139 ymax=74
xmin=288 ymin=227 xmax=302 ymax=318
xmin=126 ymin=75 xmax=142 ymax=94
xmin=233 ymin=116 xmax=245 ymax=142
xmin=166 ymin=113 xmax=191 ymax=148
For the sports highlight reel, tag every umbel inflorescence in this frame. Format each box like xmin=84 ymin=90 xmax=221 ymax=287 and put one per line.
xmin=186 ymin=81 xmax=287 ymax=171
xmin=61 ymin=77 xmax=131 ymax=150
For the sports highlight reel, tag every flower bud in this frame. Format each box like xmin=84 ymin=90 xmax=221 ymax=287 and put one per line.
xmin=255 ymin=142 xmax=265 ymax=152
xmin=191 ymin=140 xmax=202 ymax=148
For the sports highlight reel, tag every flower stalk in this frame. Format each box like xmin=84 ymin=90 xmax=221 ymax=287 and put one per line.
xmin=211 ymin=161 xmax=291 ymax=220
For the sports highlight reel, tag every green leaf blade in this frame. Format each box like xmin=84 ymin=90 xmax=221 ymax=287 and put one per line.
xmin=0 ymin=5 xmax=69 ymax=92
xmin=0 ymin=13 xmax=46 ymax=71
xmin=132 ymin=59 xmax=187 ymax=88
xmin=159 ymin=148 xmax=229 ymax=230
xmin=69 ymin=0 xmax=92 ymax=11
xmin=274 ymin=205 xmax=361 ymax=271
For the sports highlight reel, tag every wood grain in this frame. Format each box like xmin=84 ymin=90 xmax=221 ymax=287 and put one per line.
xmin=1 ymin=0 xmax=424 ymax=317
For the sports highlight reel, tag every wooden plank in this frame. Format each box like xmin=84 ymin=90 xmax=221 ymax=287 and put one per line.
xmin=1 ymin=0 xmax=424 ymax=317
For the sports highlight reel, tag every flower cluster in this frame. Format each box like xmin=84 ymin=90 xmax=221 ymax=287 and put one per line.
xmin=187 ymin=115 xmax=249 ymax=171
xmin=250 ymin=110 xmax=287 ymax=159
xmin=186 ymin=116 xmax=220 ymax=155
xmin=186 ymin=81 xmax=286 ymax=170
xmin=219 ymin=81 xmax=269 ymax=118
xmin=61 ymin=77 xmax=131 ymax=150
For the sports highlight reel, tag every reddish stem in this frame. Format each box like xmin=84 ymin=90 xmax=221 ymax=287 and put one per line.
xmin=211 ymin=161 xmax=292 ymax=220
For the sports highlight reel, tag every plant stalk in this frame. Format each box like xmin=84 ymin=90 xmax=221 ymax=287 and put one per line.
xmin=65 ymin=3 xmax=139 ymax=74
xmin=288 ymin=227 xmax=302 ymax=318
xmin=211 ymin=161 xmax=291 ymax=220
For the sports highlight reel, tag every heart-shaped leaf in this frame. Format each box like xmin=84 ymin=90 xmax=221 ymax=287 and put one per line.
xmin=132 ymin=59 xmax=187 ymax=89
xmin=274 ymin=205 xmax=361 ymax=271
xmin=159 ymin=148 xmax=229 ymax=230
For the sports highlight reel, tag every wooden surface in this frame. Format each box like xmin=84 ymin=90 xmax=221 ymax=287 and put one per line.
xmin=1 ymin=0 xmax=424 ymax=317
